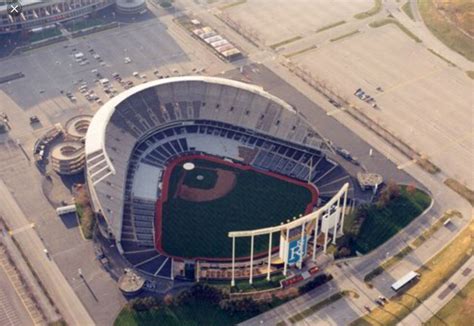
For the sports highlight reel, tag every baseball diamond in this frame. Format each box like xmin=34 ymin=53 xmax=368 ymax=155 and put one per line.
xmin=156 ymin=155 xmax=319 ymax=260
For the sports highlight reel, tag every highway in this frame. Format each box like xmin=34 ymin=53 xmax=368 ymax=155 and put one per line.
xmin=0 ymin=179 xmax=95 ymax=326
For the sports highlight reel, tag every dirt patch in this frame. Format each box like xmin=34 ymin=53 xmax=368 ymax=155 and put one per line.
xmin=178 ymin=169 xmax=237 ymax=202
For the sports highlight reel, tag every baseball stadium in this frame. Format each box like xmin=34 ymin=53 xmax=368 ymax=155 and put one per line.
xmin=85 ymin=76 xmax=359 ymax=284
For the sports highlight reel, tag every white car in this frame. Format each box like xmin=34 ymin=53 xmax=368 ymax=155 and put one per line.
xmin=124 ymin=57 xmax=132 ymax=64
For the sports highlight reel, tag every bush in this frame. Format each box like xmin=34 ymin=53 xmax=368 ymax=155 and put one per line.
xmin=298 ymin=274 xmax=333 ymax=294
xmin=219 ymin=297 xmax=261 ymax=315
xmin=377 ymin=180 xmax=400 ymax=208
xmin=176 ymin=283 xmax=225 ymax=306
xmin=127 ymin=297 xmax=160 ymax=311
xmin=160 ymin=0 xmax=172 ymax=8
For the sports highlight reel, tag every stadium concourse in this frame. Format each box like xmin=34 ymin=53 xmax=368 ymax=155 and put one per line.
xmin=84 ymin=76 xmax=365 ymax=284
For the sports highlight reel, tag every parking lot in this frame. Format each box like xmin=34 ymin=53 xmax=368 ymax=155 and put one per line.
xmin=218 ymin=0 xmax=372 ymax=46
xmin=291 ymin=24 xmax=474 ymax=187
xmin=0 ymin=16 xmax=229 ymax=122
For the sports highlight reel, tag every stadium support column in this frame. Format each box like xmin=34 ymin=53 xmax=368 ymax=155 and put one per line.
xmin=332 ymin=196 xmax=340 ymax=245
xmin=249 ymin=235 xmax=254 ymax=285
xmin=298 ymin=222 xmax=305 ymax=269
xmin=340 ymin=190 xmax=348 ymax=235
xmin=231 ymin=236 xmax=235 ymax=287
xmin=324 ymin=225 xmax=329 ymax=253
xmin=312 ymin=213 xmax=319 ymax=261
xmin=267 ymin=232 xmax=272 ymax=281
xmin=283 ymin=227 xmax=290 ymax=276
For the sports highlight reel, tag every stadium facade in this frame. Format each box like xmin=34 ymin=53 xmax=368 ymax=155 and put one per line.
xmin=85 ymin=76 xmax=355 ymax=282
xmin=0 ymin=0 xmax=136 ymax=34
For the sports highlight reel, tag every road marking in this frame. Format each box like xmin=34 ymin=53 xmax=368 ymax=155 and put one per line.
xmin=375 ymin=67 xmax=445 ymax=97
xmin=8 ymin=223 xmax=34 ymax=235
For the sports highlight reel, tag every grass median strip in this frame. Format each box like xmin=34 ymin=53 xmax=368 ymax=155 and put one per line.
xmin=427 ymin=48 xmax=457 ymax=67
xmin=316 ymin=20 xmax=346 ymax=33
xmin=354 ymin=0 xmax=382 ymax=19
xmin=444 ymin=178 xmax=474 ymax=206
xmin=354 ymin=220 xmax=474 ymax=325
xmin=218 ymin=0 xmax=246 ymax=10
xmin=270 ymin=36 xmax=303 ymax=50
xmin=284 ymin=45 xmax=317 ymax=58
xmin=401 ymin=1 xmax=415 ymax=21
xmin=369 ymin=18 xmax=422 ymax=43
xmin=330 ymin=30 xmax=360 ymax=42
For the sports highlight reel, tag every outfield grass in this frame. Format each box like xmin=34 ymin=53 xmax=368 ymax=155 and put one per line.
xmin=354 ymin=0 xmax=382 ymax=19
xmin=353 ymin=187 xmax=431 ymax=254
xmin=161 ymin=159 xmax=314 ymax=258
xmin=418 ymin=0 xmax=474 ymax=61
xmin=424 ymin=279 xmax=474 ymax=326
xmin=353 ymin=220 xmax=474 ymax=326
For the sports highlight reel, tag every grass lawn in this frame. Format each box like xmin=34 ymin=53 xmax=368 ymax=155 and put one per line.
xmin=353 ymin=187 xmax=431 ymax=254
xmin=424 ymin=279 xmax=474 ymax=326
xmin=417 ymin=0 xmax=474 ymax=61
xmin=352 ymin=220 xmax=474 ymax=326
xmin=115 ymin=299 xmax=248 ymax=326
xmin=161 ymin=158 xmax=314 ymax=258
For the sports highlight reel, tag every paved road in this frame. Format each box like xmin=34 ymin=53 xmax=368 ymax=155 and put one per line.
xmin=0 ymin=179 xmax=95 ymax=326
xmin=402 ymin=256 xmax=474 ymax=325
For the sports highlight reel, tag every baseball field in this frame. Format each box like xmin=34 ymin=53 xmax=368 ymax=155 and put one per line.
xmin=155 ymin=155 xmax=318 ymax=259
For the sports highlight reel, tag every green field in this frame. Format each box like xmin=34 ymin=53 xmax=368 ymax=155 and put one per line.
xmin=352 ymin=187 xmax=431 ymax=254
xmin=161 ymin=159 xmax=314 ymax=258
